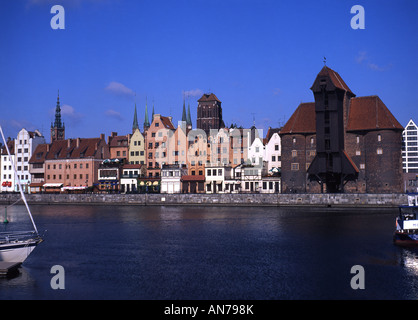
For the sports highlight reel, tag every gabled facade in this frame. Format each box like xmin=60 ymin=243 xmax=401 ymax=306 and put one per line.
xmin=144 ymin=113 xmax=175 ymax=178
xmin=128 ymin=128 xmax=145 ymax=165
xmin=14 ymin=128 xmax=45 ymax=192
xmin=264 ymin=127 xmax=282 ymax=172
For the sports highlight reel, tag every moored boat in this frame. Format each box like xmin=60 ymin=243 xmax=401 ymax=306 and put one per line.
xmin=0 ymin=125 xmax=44 ymax=263
xmin=394 ymin=193 xmax=418 ymax=246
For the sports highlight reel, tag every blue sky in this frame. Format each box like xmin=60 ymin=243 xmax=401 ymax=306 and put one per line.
xmin=0 ymin=0 xmax=417 ymax=141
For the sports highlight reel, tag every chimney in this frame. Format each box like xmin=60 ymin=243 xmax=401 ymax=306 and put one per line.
xmin=67 ymin=139 xmax=71 ymax=149
xmin=76 ymin=138 xmax=80 ymax=148
xmin=100 ymin=133 xmax=105 ymax=141
xmin=46 ymin=144 xmax=50 ymax=152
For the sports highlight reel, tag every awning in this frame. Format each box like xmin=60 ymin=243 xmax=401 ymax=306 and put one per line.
xmin=62 ymin=186 xmax=88 ymax=190
xmin=43 ymin=183 xmax=63 ymax=187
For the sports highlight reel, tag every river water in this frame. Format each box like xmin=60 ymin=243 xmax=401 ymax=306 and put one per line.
xmin=0 ymin=204 xmax=417 ymax=300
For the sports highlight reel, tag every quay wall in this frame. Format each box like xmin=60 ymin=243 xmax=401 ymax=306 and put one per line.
xmin=0 ymin=193 xmax=408 ymax=208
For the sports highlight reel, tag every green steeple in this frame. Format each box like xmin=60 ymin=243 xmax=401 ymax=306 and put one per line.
xmin=182 ymin=99 xmax=187 ymax=122
xmin=52 ymin=90 xmax=63 ymax=129
xmin=186 ymin=100 xmax=192 ymax=127
xmin=132 ymin=103 xmax=139 ymax=132
xmin=152 ymin=100 xmax=155 ymax=121
xmin=144 ymin=98 xmax=150 ymax=129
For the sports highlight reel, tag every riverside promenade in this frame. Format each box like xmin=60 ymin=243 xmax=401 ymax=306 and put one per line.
xmin=0 ymin=193 xmax=407 ymax=208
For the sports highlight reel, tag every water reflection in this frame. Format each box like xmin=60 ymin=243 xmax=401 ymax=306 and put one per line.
xmin=1 ymin=204 xmax=417 ymax=299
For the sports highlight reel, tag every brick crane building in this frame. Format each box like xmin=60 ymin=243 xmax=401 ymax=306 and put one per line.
xmin=280 ymin=65 xmax=403 ymax=193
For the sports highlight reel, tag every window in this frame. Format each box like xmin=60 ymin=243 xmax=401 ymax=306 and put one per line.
xmin=356 ymin=136 xmax=360 ymax=144
xmin=356 ymin=150 xmax=361 ymax=156
xmin=292 ymin=150 xmax=297 ymax=157
xmin=377 ymin=148 xmax=383 ymax=155
xmin=292 ymin=137 xmax=296 ymax=144
xmin=378 ymin=134 xmax=382 ymax=142
xmin=207 ymin=170 xmax=211 ymax=176
xmin=272 ymin=155 xmax=276 ymax=162
xmin=360 ymin=164 xmax=365 ymax=170
xmin=275 ymin=144 xmax=279 ymax=151
xmin=291 ymin=163 xmax=299 ymax=171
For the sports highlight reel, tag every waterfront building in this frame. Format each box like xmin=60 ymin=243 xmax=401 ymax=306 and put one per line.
xmin=128 ymin=128 xmax=145 ymax=165
xmin=50 ymin=91 xmax=65 ymax=143
xmin=29 ymin=143 xmax=49 ymax=193
xmin=280 ymin=65 xmax=403 ymax=193
xmin=160 ymin=164 xmax=187 ymax=194
xmin=43 ymin=135 xmax=110 ymax=193
xmin=97 ymin=158 xmax=124 ymax=193
xmin=264 ymin=127 xmax=282 ymax=173
xmin=144 ymin=113 xmax=175 ymax=179
xmin=240 ymin=162 xmax=268 ymax=193
xmin=196 ymin=93 xmax=225 ymax=135
xmin=205 ymin=164 xmax=239 ymax=194
xmin=248 ymin=136 xmax=265 ymax=166
xmin=1 ymin=139 xmax=15 ymax=193
xmin=108 ymin=132 xmax=129 ymax=160
xmin=14 ymin=128 xmax=45 ymax=193
xmin=229 ymin=127 xmax=248 ymax=166
xmin=120 ymin=163 xmax=144 ymax=193
xmin=402 ymin=119 xmax=418 ymax=192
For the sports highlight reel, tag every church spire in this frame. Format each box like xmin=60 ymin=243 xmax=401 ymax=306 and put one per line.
xmin=182 ymin=98 xmax=187 ymax=122
xmin=144 ymin=97 xmax=150 ymax=130
xmin=132 ymin=102 xmax=139 ymax=133
xmin=53 ymin=90 xmax=63 ymax=129
xmin=50 ymin=90 xmax=65 ymax=143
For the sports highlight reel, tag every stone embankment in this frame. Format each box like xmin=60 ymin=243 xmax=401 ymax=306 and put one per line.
xmin=0 ymin=193 xmax=407 ymax=207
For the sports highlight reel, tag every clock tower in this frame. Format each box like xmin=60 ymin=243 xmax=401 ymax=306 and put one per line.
xmin=51 ymin=91 xmax=65 ymax=143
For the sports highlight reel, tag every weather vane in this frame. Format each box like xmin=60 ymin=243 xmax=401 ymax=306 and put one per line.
xmin=323 ymin=57 xmax=327 ymax=66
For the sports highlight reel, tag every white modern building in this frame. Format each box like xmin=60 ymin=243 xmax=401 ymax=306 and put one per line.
xmin=403 ymin=119 xmax=418 ymax=192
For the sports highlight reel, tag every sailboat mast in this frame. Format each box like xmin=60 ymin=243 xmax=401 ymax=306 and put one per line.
xmin=0 ymin=126 xmax=39 ymax=235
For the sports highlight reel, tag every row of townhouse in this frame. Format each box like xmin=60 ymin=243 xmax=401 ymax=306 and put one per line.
xmin=0 ymin=122 xmax=282 ymax=195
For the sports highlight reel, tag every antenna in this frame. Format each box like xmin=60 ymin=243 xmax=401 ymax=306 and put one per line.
xmin=251 ymin=113 xmax=256 ymax=126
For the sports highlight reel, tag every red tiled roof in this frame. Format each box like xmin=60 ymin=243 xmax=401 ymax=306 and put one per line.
xmin=1 ymin=139 xmax=15 ymax=155
xmin=198 ymin=93 xmax=221 ymax=103
xmin=316 ymin=66 xmax=354 ymax=94
xmin=280 ymin=102 xmax=316 ymax=134
xmin=347 ymin=96 xmax=403 ymax=131
xmin=123 ymin=163 xmax=142 ymax=169
xmin=160 ymin=116 xmax=175 ymax=130
xmin=45 ymin=138 xmax=103 ymax=160
xmin=29 ymin=144 xmax=49 ymax=163
xmin=109 ymin=135 xmax=129 ymax=147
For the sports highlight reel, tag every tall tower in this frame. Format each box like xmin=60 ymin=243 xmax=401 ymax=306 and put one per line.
xmin=50 ymin=90 xmax=65 ymax=143
xmin=196 ymin=93 xmax=224 ymax=135
xmin=143 ymin=98 xmax=150 ymax=131
xmin=307 ymin=66 xmax=358 ymax=192
xmin=132 ymin=103 xmax=139 ymax=133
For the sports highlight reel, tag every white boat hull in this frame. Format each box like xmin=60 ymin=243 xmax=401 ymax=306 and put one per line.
xmin=0 ymin=239 xmax=41 ymax=263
